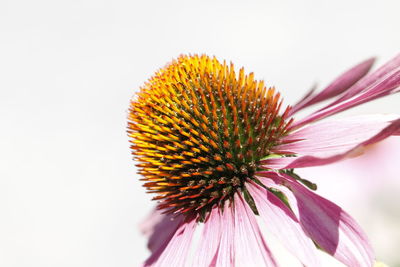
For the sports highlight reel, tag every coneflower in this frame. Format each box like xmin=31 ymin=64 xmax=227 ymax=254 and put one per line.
xmin=128 ymin=54 xmax=400 ymax=267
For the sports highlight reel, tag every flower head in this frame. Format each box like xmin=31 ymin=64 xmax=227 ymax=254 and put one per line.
xmin=128 ymin=54 xmax=400 ymax=266
xmin=129 ymin=55 xmax=292 ymax=217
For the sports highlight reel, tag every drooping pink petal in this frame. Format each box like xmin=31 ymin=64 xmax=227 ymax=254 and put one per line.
xmin=233 ymin=192 xmax=278 ymax=267
xmin=255 ymin=173 xmax=301 ymax=218
xmin=247 ymin=181 xmax=320 ymax=267
xmin=264 ymin=115 xmax=400 ymax=169
xmin=215 ymin=201 xmax=235 ymax=267
xmin=192 ymin=206 xmax=222 ymax=267
xmin=143 ymin=217 xmax=196 ymax=267
xmin=290 ymin=58 xmax=375 ymax=115
xmin=270 ymin=173 xmax=374 ymax=267
xmin=291 ymin=56 xmax=400 ymax=128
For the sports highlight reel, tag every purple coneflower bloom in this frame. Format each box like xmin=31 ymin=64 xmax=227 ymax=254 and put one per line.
xmin=128 ymin=54 xmax=400 ymax=267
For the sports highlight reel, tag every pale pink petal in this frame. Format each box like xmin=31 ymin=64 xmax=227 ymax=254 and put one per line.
xmin=290 ymin=58 xmax=375 ymax=115
xmin=280 ymin=114 xmax=399 ymax=155
xmin=192 ymin=206 xmax=222 ymax=267
xmin=264 ymin=115 xmax=400 ymax=169
xmin=275 ymin=174 xmax=374 ymax=267
xmin=292 ymin=60 xmax=400 ymax=128
xmin=233 ymin=193 xmax=278 ymax=267
xmin=215 ymin=201 xmax=235 ymax=267
xmin=247 ymin=181 xmax=320 ymax=267
xmin=261 ymin=157 xmax=301 ymax=170
xmin=143 ymin=217 xmax=196 ymax=267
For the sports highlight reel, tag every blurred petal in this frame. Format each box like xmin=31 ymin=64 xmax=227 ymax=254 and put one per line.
xmin=143 ymin=217 xmax=196 ymax=267
xmin=278 ymin=174 xmax=374 ymax=267
xmin=139 ymin=208 xmax=164 ymax=237
xmin=247 ymin=181 xmax=320 ymax=267
xmin=233 ymin=193 xmax=278 ymax=267
xmin=290 ymin=84 xmax=317 ymax=115
xmin=265 ymin=115 xmax=400 ymax=169
xmin=143 ymin=211 xmax=184 ymax=253
xmin=290 ymin=57 xmax=375 ymax=115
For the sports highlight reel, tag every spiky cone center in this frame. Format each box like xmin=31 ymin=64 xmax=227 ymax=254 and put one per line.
xmin=128 ymin=55 xmax=292 ymax=218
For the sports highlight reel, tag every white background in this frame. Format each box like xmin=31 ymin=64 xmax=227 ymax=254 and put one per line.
xmin=0 ymin=0 xmax=399 ymax=266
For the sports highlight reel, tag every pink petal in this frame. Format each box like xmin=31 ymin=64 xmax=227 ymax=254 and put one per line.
xmin=255 ymin=174 xmax=301 ymax=218
xmin=292 ymin=55 xmax=400 ymax=128
xmin=233 ymin=192 xmax=278 ymax=267
xmin=192 ymin=206 xmax=222 ymax=267
xmin=274 ymin=174 xmax=374 ymax=267
xmin=265 ymin=115 xmax=400 ymax=169
xmin=143 ymin=217 xmax=196 ymax=267
xmin=290 ymin=58 xmax=375 ymax=115
xmin=247 ymin=181 xmax=320 ymax=267
xmin=334 ymin=53 xmax=400 ymax=104
xmin=280 ymin=114 xmax=398 ymax=155
xmin=215 ymin=201 xmax=235 ymax=267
